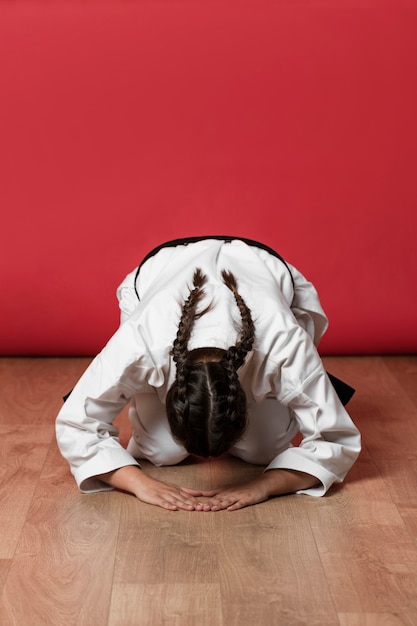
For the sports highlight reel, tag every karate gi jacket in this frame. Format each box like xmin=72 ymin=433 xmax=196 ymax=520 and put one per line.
xmin=56 ymin=238 xmax=361 ymax=496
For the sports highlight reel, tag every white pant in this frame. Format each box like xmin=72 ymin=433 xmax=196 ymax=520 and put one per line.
xmin=126 ymin=393 xmax=298 ymax=466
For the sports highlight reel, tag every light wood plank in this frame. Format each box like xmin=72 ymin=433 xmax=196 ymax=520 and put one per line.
xmin=374 ymin=459 xmax=417 ymax=506
xmin=396 ymin=504 xmax=417 ymax=541
xmin=338 ymin=612 xmax=417 ymax=626
xmin=382 ymin=355 xmax=417 ymax=404
xmin=0 ymin=561 xmax=10 ymax=596
xmin=0 ymin=357 xmax=90 ymax=426
xmin=308 ymin=450 xmax=417 ymax=564
xmin=320 ymin=557 xmax=417 ymax=615
xmin=0 ymin=425 xmax=52 ymax=558
xmin=329 ymin=356 xmax=417 ymax=463
xmin=109 ymin=583 xmax=222 ymax=626
xmin=0 ymin=442 xmax=121 ymax=626
xmin=114 ymin=499 xmax=219 ymax=586
xmin=216 ymin=505 xmax=338 ymax=626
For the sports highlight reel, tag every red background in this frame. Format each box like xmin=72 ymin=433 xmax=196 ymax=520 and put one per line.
xmin=1 ymin=2 xmax=416 ymax=356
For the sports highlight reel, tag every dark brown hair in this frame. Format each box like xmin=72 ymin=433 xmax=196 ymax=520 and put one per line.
xmin=166 ymin=268 xmax=255 ymax=457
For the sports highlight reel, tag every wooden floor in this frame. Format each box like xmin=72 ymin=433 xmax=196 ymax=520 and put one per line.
xmin=1 ymin=356 xmax=417 ymax=625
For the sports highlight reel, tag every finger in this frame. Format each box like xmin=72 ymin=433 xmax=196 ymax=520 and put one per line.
xmin=157 ymin=501 xmax=179 ymax=511
xmin=165 ymin=495 xmax=197 ymax=511
xmin=179 ymin=492 xmax=206 ymax=509
xmin=147 ymin=490 xmax=194 ymax=511
xmin=210 ymin=501 xmax=234 ymax=511
xmin=176 ymin=502 xmax=197 ymax=511
xmin=206 ymin=495 xmax=240 ymax=511
xmin=172 ymin=493 xmax=206 ymax=511
xmin=226 ymin=493 xmax=267 ymax=511
xmin=154 ymin=496 xmax=191 ymax=511
xmin=226 ymin=500 xmax=247 ymax=511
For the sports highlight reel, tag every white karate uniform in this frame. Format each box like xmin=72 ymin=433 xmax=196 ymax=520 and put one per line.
xmin=56 ymin=239 xmax=361 ymax=497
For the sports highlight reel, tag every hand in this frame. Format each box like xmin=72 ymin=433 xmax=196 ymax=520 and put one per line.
xmin=201 ymin=469 xmax=320 ymax=511
xmin=133 ymin=473 xmax=208 ymax=511
xmin=201 ymin=475 xmax=272 ymax=511
xmin=98 ymin=465 xmax=207 ymax=511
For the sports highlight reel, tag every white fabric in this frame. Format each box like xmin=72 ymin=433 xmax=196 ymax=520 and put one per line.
xmin=56 ymin=239 xmax=361 ymax=496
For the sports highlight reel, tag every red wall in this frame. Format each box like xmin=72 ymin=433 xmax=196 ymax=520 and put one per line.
xmin=1 ymin=2 xmax=416 ymax=355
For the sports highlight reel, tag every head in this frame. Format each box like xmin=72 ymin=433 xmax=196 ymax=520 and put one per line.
xmin=166 ymin=268 xmax=255 ymax=457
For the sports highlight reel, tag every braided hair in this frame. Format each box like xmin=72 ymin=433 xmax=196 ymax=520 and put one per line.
xmin=166 ymin=268 xmax=255 ymax=457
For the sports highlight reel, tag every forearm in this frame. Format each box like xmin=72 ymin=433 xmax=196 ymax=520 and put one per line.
xmin=262 ymin=468 xmax=320 ymax=497
xmin=202 ymin=468 xmax=321 ymax=511
xmin=98 ymin=465 xmax=147 ymax=497
xmin=97 ymin=465 xmax=207 ymax=511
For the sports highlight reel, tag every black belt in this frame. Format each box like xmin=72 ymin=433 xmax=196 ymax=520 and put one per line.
xmin=134 ymin=235 xmax=295 ymax=300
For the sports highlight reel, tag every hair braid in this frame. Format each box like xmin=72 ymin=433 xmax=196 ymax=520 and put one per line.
xmin=170 ymin=268 xmax=208 ymax=404
xmin=221 ymin=270 xmax=255 ymax=369
xmin=220 ymin=270 xmax=255 ymax=425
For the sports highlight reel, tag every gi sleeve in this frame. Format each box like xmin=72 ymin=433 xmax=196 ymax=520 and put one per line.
xmin=55 ymin=321 xmax=159 ymax=493
xmin=265 ymin=365 xmax=361 ymax=496
xmin=56 ymin=354 xmax=143 ymax=493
